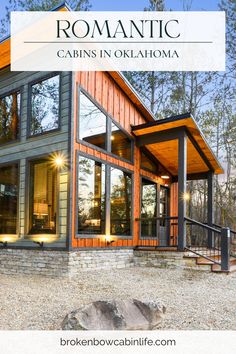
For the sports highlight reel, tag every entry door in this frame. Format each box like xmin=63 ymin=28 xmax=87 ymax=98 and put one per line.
xmin=159 ymin=186 xmax=170 ymax=246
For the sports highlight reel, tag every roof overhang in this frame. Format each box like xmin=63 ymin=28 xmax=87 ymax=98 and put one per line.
xmin=132 ymin=113 xmax=224 ymax=177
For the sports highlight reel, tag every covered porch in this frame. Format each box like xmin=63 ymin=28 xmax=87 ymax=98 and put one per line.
xmin=132 ymin=113 xmax=227 ymax=258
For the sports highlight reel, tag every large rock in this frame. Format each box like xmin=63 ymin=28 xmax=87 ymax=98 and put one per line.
xmin=61 ymin=299 xmax=166 ymax=330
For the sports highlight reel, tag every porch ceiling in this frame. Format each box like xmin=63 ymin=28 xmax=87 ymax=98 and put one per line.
xmin=132 ymin=113 xmax=224 ymax=176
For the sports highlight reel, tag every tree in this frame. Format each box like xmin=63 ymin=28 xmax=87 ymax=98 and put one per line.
xmin=125 ymin=0 xmax=236 ymax=230
xmin=0 ymin=0 xmax=91 ymax=37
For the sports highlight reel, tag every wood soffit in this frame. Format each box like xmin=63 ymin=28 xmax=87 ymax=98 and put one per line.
xmin=132 ymin=115 xmax=224 ymax=176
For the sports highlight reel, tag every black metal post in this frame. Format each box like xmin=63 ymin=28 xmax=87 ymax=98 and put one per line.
xmin=207 ymin=171 xmax=214 ymax=248
xmin=178 ymin=130 xmax=187 ymax=251
xmin=221 ymin=227 xmax=230 ymax=272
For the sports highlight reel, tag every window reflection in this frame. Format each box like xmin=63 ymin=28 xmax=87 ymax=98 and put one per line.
xmin=79 ymin=92 xmax=106 ymax=149
xmin=141 ymin=179 xmax=157 ymax=237
xmin=78 ymin=156 xmax=105 ymax=234
xmin=0 ymin=164 xmax=18 ymax=234
xmin=111 ymin=122 xmax=132 ymax=161
xmin=141 ymin=151 xmax=158 ymax=174
xmin=29 ymin=159 xmax=57 ymax=234
xmin=110 ymin=168 xmax=131 ymax=235
xmin=30 ymin=75 xmax=60 ymax=135
xmin=0 ymin=92 xmax=20 ymax=144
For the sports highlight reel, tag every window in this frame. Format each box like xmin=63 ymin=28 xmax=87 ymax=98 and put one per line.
xmin=160 ymin=186 xmax=169 ymax=226
xmin=77 ymin=155 xmax=132 ymax=236
xmin=110 ymin=168 xmax=132 ymax=236
xmin=79 ymin=92 xmax=106 ymax=149
xmin=0 ymin=92 xmax=20 ymax=144
xmin=111 ymin=122 xmax=132 ymax=161
xmin=29 ymin=159 xmax=58 ymax=234
xmin=30 ymin=75 xmax=60 ymax=135
xmin=141 ymin=179 xmax=157 ymax=237
xmin=77 ymin=156 xmax=106 ymax=234
xmin=78 ymin=90 xmax=133 ymax=162
xmin=141 ymin=151 xmax=158 ymax=174
xmin=0 ymin=164 xmax=18 ymax=235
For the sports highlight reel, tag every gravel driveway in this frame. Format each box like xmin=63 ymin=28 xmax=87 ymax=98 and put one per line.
xmin=0 ymin=267 xmax=235 ymax=330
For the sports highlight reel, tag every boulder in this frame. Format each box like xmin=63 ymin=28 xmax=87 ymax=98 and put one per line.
xmin=61 ymin=299 xmax=166 ymax=330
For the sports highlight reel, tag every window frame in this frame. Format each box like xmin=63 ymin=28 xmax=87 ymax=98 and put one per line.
xmin=140 ymin=176 xmax=160 ymax=240
xmin=75 ymin=151 xmax=134 ymax=239
xmin=77 ymin=86 xmax=134 ymax=165
xmin=25 ymin=154 xmax=60 ymax=237
xmin=139 ymin=175 xmax=171 ymax=240
xmin=27 ymin=73 xmax=62 ymax=139
xmin=0 ymin=160 xmax=20 ymax=237
xmin=140 ymin=147 xmax=172 ymax=178
xmin=0 ymin=88 xmax=22 ymax=147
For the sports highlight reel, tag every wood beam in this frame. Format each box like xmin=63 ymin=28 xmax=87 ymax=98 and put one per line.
xmin=135 ymin=127 xmax=185 ymax=147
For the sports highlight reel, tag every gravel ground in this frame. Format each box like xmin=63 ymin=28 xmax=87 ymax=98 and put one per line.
xmin=0 ymin=267 xmax=235 ymax=330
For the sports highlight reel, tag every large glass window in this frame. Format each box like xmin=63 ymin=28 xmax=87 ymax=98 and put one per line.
xmin=78 ymin=156 xmax=106 ymax=234
xmin=30 ymin=75 xmax=60 ymax=135
xmin=0 ymin=92 xmax=20 ymax=144
xmin=29 ymin=159 xmax=58 ymax=234
xmin=141 ymin=151 xmax=158 ymax=174
xmin=0 ymin=164 xmax=18 ymax=235
xmin=79 ymin=92 xmax=107 ymax=150
xmin=110 ymin=168 xmax=132 ymax=236
xmin=111 ymin=122 xmax=132 ymax=161
xmin=77 ymin=156 xmax=132 ymax=236
xmin=141 ymin=179 xmax=157 ymax=237
xmin=79 ymin=90 xmax=133 ymax=162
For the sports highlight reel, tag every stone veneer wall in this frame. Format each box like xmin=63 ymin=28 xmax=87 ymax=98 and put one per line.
xmin=0 ymin=249 xmax=210 ymax=277
xmin=0 ymin=248 xmax=134 ymax=277
xmin=133 ymin=250 xmax=211 ymax=271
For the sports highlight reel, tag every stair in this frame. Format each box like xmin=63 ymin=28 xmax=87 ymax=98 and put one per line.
xmin=211 ymin=258 xmax=236 ymax=273
xmin=184 ymin=251 xmax=236 ymax=273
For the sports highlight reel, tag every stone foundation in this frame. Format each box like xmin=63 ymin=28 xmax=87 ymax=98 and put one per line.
xmin=0 ymin=248 xmax=134 ymax=277
xmin=134 ymin=250 xmax=211 ymax=271
xmin=0 ymin=248 xmax=210 ymax=277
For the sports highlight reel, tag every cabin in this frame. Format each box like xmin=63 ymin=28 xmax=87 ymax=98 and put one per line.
xmin=0 ymin=3 xmax=235 ymax=276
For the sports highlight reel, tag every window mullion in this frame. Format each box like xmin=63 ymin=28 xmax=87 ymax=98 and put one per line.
xmin=105 ymin=165 xmax=111 ymax=236
xmin=107 ymin=116 xmax=112 ymax=153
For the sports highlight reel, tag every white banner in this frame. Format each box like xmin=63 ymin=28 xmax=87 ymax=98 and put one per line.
xmin=10 ymin=11 xmax=225 ymax=71
xmin=0 ymin=330 xmax=236 ymax=354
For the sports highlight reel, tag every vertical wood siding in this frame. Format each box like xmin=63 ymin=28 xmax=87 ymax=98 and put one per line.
xmin=71 ymin=71 xmax=175 ymax=249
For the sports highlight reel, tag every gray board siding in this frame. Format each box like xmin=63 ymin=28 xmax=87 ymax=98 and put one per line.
xmin=0 ymin=68 xmax=72 ymax=249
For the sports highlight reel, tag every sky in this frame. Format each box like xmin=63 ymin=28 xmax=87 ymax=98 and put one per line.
xmin=0 ymin=0 xmax=219 ymax=22
xmin=90 ymin=0 xmax=218 ymax=11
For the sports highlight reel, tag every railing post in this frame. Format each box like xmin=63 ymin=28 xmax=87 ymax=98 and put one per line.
xmin=221 ymin=227 xmax=230 ymax=272
xmin=207 ymin=171 xmax=214 ymax=248
xmin=178 ymin=130 xmax=187 ymax=251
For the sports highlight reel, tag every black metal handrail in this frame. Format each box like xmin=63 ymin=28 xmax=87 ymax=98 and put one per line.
xmin=212 ymin=222 xmax=236 ymax=236
xmin=185 ymin=217 xmax=221 ymax=234
xmin=185 ymin=216 xmax=222 ymax=265
xmin=207 ymin=222 xmax=236 ymax=260
xmin=135 ymin=216 xmax=178 ymax=221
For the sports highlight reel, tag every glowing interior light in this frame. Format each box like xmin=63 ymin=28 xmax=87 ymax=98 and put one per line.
xmin=161 ymin=175 xmax=170 ymax=179
xmin=183 ymin=192 xmax=190 ymax=201
xmin=0 ymin=235 xmax=19 ymax=243
xmin=51 ymin=152 xmax=67 ymax=168
xmin=27 ymin=234 xmax=59 ymax=243
xmin=111 ymin=135 xmax=115 ymax=140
